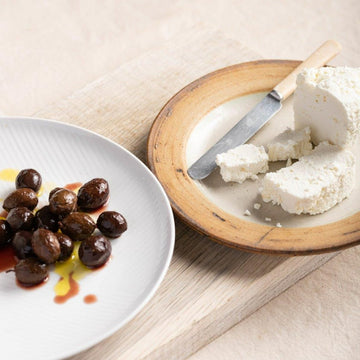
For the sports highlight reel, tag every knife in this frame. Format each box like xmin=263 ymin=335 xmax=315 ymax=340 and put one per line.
xmin=187 ymin=40 xmax=342 ymax=180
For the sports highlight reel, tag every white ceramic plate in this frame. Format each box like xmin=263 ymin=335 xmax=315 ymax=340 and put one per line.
xmin=0 ymin=117 xmax=175 ymax=360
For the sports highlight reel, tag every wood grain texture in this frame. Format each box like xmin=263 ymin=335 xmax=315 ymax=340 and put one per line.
xmin=33 ymin=26 xmax=338 ymax=359
xmin=148 ymin=59 xmax=360 ymax=255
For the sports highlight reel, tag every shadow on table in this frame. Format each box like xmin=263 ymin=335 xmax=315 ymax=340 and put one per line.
xmin=173 ymin=218 xmax=287 ymax=282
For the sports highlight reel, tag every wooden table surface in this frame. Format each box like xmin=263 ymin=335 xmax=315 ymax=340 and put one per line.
xmin=1 ymin=1 xmax=360 ymax=359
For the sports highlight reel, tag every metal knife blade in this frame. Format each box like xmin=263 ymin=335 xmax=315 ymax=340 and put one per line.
xmin=187 ymin=90 xmax=282 ymax=180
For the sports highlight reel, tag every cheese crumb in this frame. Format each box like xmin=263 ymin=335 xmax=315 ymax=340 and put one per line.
xmin=276 ymin=223 xmax=282 ymax=228
xmin=265 ymin=217 xmax=272 ymax=222
xmin=253 ymin=203 xmax=261 ymax=210
xmin=267 ymin=127 xmax=312 ymax=161
xmin=244 ymin=209 xmax=251 ymax=216
xmin=216 ymin=144 xmax=269 ymax=183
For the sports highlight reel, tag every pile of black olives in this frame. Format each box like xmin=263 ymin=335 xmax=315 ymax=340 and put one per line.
xmin=0 ymin=169 xmax=127 ymax=286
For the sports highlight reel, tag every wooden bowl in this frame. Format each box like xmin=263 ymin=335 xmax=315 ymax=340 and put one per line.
xmin=147 ymin=60 xmax=360 ymax=255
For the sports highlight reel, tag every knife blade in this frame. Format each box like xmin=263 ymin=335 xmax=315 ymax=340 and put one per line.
xmin=187 ymin=90 xmax=282 ymax=180
xmin=187 ymin=40 xmax=342 ymax=180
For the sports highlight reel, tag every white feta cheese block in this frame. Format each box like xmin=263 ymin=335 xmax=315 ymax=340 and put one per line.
xmin=294 ymin=67 xmax=360 ymax=147
xmin=260 ymin=142 xmax=355 ymax=215
xmin=216 ymin=144 xmax=268 ymax=183
xmin=267 ymin=127 xmax=313 ymax=161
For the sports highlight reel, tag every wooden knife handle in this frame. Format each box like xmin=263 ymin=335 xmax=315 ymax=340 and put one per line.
xmin=273 ymin=40 xmax=342 ymax=100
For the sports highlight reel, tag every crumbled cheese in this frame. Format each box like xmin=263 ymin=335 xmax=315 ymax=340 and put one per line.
xmin=294 ymin=67 xmax=360 ymax=146
xmin=276 ymin=223 xmax=282 ymax=228
xmin=216 ymin=144 xmax=268 ymax=183
xmin=265 ymin=217 xmax=272 ymax=222
xmin=244 ymin=209 xmax=251 ymax=216
xmin=260 ymin=142 xmax=355 ymax=215
xmin=253 ymin=203 xmax=261 ymax=210
xmin=267 ymin=127 xmax=313 ymax=161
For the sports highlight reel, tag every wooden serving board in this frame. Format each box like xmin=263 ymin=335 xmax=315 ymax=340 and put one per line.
xmin=33 ymin=26 xmax=337 ymax=359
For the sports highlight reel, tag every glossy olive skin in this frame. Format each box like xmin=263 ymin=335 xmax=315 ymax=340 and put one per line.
xmin=49 ymin=188 xmax=77 ymax=216
xmin=60 ymin=212 xmax=96 ymax=241
xmin=6 ymin=207 xmax=35 ymax=231
xmin=31 ymin=229 xmax=60 ymax=264
xmin=48 ymin=187 xmax=62 ymax=202
xmin=97 ymin=211 xmax=127 ymax=238
xmin=79 ymin=235 xmax=112 ymax=268
xmin=0 ymin=220 xmax=12 ymax=247
xmin=77 ymin=178 xmax=109 ymax=211
xmin=3 ymin=188 xmax=38 ymax=211
xmin=15 ymin=169 xmax=42 ymax=193
xmin=54 ymin=233 xmax=74 ymax=262
xmin=35 ymin=205 xmax=59 ymax=232
xmin=15 ymin=258 xmax=48 ymax=286
xmin=12 ymin=231 xmax=34 ymax=259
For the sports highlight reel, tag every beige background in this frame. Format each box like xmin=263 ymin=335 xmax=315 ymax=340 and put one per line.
xmin=1 ymin=0 xmax=359 ymax=359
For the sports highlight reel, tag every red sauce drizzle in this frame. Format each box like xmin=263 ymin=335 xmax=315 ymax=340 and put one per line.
xmin=84 ymin=294 xmax=97 ymax=304
xmin=88 ymin=204 xmax=108 ymax=217
xmin=0 ymin=246 xmax=17 ymax=272
xmin=54 ymin=272 xmax=79 ymax=304
xmin=64 ymin=182 xmax=83 ymax=191
xmin=0 ymin=210 xmax=8 ymax=218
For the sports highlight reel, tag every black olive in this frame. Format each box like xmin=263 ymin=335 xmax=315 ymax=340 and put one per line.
xmin=48 ymin=187 xmax=62 ymax=202
xmin=6 ymin=207 xmax=35 ymax=231
xmin=31 ymin=228 xmax=60 ymax=264
xmin=54 ymin=233 xmax=74 ymax=262
xmin=77 ymin=178 xmax=109 ymax=211
xmin=79 ymin=235 xmax=111 ymax=268
xmin=0 ymin=219 xmax=12 ymax=247
xmin=15 ymin=258 xmax=48 ymax=286
xmin=3 ymin=188 xmax=38 ymax=211
xmin=15 ymin=169 xmax=42 ymax=193
xmin=97 ymin=211 xmax=127 ymax=238
xmin=12 ymin=231 xmax=34 ymax=259
xmin=35 ymin=205 xmax=59 ymax=232
xmin=49 ymin=188 xmax=77 ymax=216
xmin=60 ymin=212 xmax=96 ymax=241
